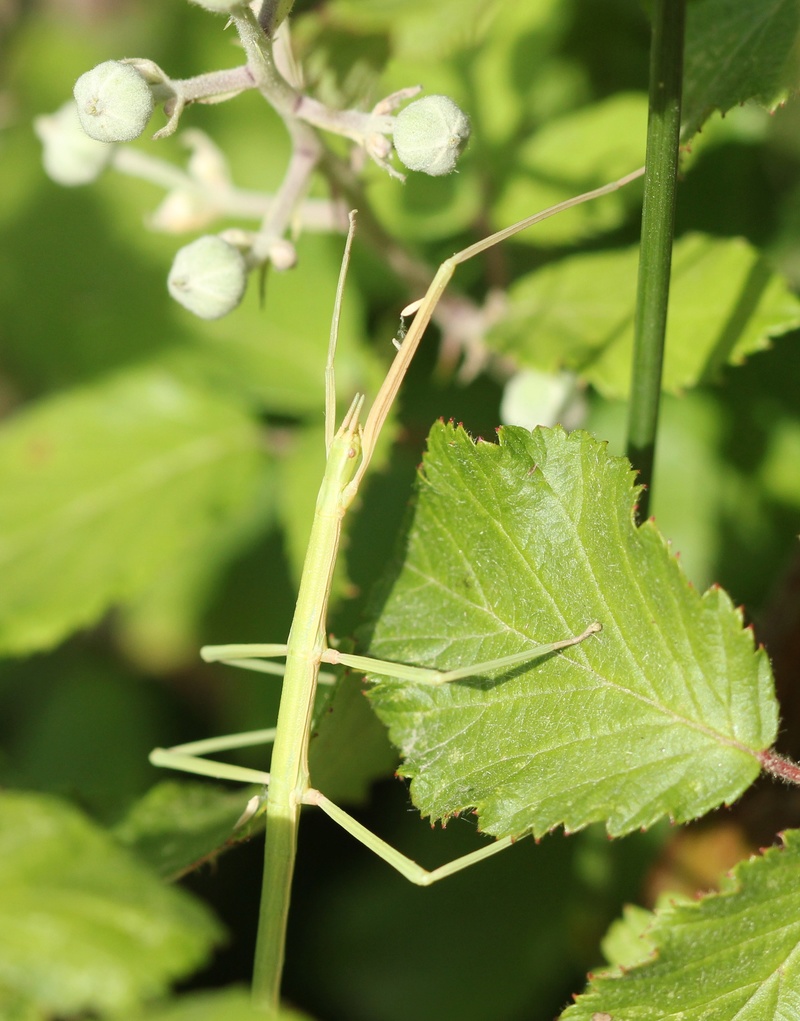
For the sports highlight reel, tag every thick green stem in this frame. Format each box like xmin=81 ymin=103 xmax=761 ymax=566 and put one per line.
xmin=625 ymin=0 xmax=686 ymax=519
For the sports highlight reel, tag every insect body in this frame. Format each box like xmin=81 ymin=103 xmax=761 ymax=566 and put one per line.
xmin=150 ymin=168 xmax=642 ymax=1012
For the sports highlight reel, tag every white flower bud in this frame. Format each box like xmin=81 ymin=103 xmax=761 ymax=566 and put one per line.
xmin=150 ymin=191 xmax=213 ymax=234
xmin=393 ymin=95 xmax=470 ymax=177
xmin=168 ymin=235 xmax=248 ymax=319
xmin=73 ymin=61 xmax=155 ymax=143
xmin=34 ymin=102 xmax=113 ymax=186
xmin=268 ymin=238 xmax=297 ymax=271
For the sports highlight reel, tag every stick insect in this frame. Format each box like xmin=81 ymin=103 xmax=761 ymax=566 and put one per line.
xmin=150 ymin=166 xmax=643 ymax=1014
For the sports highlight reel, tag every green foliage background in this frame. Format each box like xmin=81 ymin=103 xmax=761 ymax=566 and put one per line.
xmin=2 ymin=1 xmax=800 ymax=1019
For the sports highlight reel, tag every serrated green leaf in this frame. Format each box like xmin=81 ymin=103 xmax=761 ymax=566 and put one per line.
xmin=565 ymin=829 xmax=800 ymax=1020
xmin=683 ymin=0 xmax=800 ymax=139
xmin=365 ymin=424 xmax=777 ymax=838
xmin=0 ymin=791 xmax=222 ymax=1017
xmin=123 ymin=987 xmax=313 ymax=1020
xmin=488 ymin=233 xmax=800 ymax=398
xmin=0 ymin=366 xmax=269 ymax=655
xmin=600 ymin=902 xmax=659 ymax=971
xmin=113 ymin=781 xmax=253 ymax=879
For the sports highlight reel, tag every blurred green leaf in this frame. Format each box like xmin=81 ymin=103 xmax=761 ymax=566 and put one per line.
xmin=368 ymin=0 xmax=584 ymax=241
xmin=115 ymin=464 xmax=275 ymax=672
xmin=683 ymin=0 xmax=800 ymax=139
xmin=275 ymin=424 xmax=329 ymax=588
xmin=599 ymin=902 xmax=659 ymax=970
xmin=114 ymin=781 xmax=255 ymax=879
xmin=492 ymin=93 xmax=647 ymax=245
xmin=760 ymin=418 xmax=800 ymax=508
xmin=565 ymin=829 xmax=800 ymax=1020
xmin=326 ymin=0 xmax=504 ymax=57
xmin=0 ymin=651 xmax=164 ymax=821
xmin=4 ymin=2 xmax=800 ymax=1019
xmin=587 ymin=392 xmax=736 ymax=594
xmin=366 ymin=424 xmax=776 ymax=838
xmin=0 ymin=791 xmax=222 ymax=1017
xmin=0 ymin=364 xmax=270 ymax=655
xmin=124 ymin=987 xmax=313 ymax=1020
xmin=488 ymin=233 xmax=800 ymax=397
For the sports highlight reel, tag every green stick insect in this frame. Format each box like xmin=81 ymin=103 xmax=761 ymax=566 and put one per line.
xmin=150 ymin=167 xmax=644 ymax=1014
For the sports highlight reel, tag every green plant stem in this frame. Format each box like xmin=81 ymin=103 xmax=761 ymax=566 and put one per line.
xmin=625 ymin=0 xmax=686 ymax=520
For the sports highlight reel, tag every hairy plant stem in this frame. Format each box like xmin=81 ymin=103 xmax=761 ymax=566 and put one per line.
xmin=256 ymin=0 xmax=296 ymax=37
xmin=170 ymin=66 xmax=255 ymax=102
xmin=232 ymin=7 xmax=392 ymax=142
xmin=251 ymin=117 xmax=323 ymax=261
xmin=759 ymin=750 xmax=800 ymax=785
xmin=625 ymin=0 xmax=686 ymax=520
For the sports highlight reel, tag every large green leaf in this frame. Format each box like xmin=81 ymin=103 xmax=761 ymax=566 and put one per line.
xmin=564 ymin=828 xmax=800 ymax=1020
xmin=488 ymin=233 xmax=800 ymax=398
xmin=365 ymin=424 xmax=777 ymax=838
xmin=0 ymin=364 xmax=270 ymax=655
xmin=0 ymin=791 xmax=222 ymax=1017
xmin=683 ymin=0 xmax=800 ymax=139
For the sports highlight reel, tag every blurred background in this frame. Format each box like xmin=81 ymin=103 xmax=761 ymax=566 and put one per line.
xmin=2 ymin=2 xmax=800 ymax=1018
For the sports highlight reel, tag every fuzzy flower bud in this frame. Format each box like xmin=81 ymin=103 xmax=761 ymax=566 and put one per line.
xmin=168 ymin=235 xmax=248 ymax=319
xmin=35 ymin=102 xmax=113 ymax=186
xmin=74 ymin=61 xmax=155 ymax=143
xmin=267 ymin=238 xmax=297 ymax=271
xmin=393 ymin=95 xmax=470 ymax=177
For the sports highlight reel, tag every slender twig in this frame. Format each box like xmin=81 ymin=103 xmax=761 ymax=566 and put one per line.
xmin=251 ymin=117 xmax=323 ymax=261
xmin=625 ymin=0 xmax=686 ymax=520
xmin=110 ymin=145 xmax=346 ymax=232
xmin=170 ymin=66 xmax=256 ymax=102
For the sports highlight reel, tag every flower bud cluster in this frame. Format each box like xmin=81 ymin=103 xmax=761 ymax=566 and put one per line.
xmin=46 ymin=30 xmax=475 ymax=319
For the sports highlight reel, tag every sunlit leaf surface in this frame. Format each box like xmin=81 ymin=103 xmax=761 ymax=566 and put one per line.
xmin=366 ymin=424 xmax=777 ymax=837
